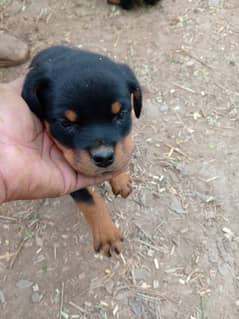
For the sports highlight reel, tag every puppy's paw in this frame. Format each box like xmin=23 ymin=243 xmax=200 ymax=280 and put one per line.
xmin=110 ymin=173 xmax=132 ymax=198
xmin=93 ymin=222 xmax=124 ymax=257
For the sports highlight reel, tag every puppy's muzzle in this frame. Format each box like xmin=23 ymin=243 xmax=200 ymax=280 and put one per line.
xmin=90 ymin=145 xmax=114 ymax=168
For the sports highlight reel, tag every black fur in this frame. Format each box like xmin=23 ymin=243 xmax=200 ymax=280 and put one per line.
xmin=71 ymin=189 xmax=94 ymax=204
xmin=109 ymin=0 xmax=160 ymax=10
xmin=22 ymin=46 xmax=142 ymax=151
xmin=22 ymin=46 xmax=142 ymax=205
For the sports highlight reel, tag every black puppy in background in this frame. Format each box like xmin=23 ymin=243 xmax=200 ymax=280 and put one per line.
xmin=108 ymin=0 xmax=160 ymax=10
xmin=22 ymin=46 xmax=142 ymax=257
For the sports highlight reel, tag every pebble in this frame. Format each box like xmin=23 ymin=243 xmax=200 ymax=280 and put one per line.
xmin=133 ymin=268 xmax=150 ymax=281
xmin=153 ymin=280 xmax=159 ymax=289
xmin=170 ymin=197 xmax=185 ymax=215
xmin=0 ymin=289 xmax=6 ymax=304
xmin=16 ymin=279 xmax=33 ymax=289
xmin=129 ymin=297 xmax=145 ymax=317
xmin=159 ymin=102 xmax=169 ymax=113
xmin=208 ymin=0 xmax=224 ymax=6
xmin=31 ymin=292 xmax=43 ymax=303
xmin=32 ymin=283 xmax=39 ymax=292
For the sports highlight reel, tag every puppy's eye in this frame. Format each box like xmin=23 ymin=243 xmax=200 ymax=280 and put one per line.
xmin=114 ymin=110 xmax=128 ymax=122
xmin=60 ymin=119 xmax=72 ymax=128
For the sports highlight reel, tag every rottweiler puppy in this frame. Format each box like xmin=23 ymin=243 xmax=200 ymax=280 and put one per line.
xmin=22 ymin=46 xmax=142 ymax=257
xmin=108 ymin=0 xmax=160 ymax=10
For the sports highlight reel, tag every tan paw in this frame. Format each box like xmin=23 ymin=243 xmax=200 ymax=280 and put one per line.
xmin=93 ymin=222 xmax=124 ymax=257
xmin=110 ymin=173 xmax=132 ymax=198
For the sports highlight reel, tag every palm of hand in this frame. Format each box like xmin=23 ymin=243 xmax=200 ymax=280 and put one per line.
xmin=0 ymin=81 xmax=113 ymax=202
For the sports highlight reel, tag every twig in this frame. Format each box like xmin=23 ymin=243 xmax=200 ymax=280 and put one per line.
xmin=134 ymin=222 xmax=154 ymax=243
xmin=0 ymin=252 xmax=15 ymax=261
xmin=8 ymin=237 xmax=29 ymax=269
xmin=179 ymin=48 xmax=213 ymax=70
xmin=173 ymin=83 xmax=196 ymax=94
xmin=200 ymin=296 xmax=205 ymax=319
xmin=164 ymin=143 xmax=191 ymax=159
xmin=0 ymin=215 xmax=18 ymax=222
xmin=134 ymin=239 xmax=161 ymax=252
xmin=59 ymin=282 xmax=64 ymax=319
xmin=69 ymin=301 xmax=87 ymax=313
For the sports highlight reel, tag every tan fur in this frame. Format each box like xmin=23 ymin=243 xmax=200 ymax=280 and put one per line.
xmin=65 ymin=110 xmax=78 ymax=122
xmin=76 ymin=187 xmax=124 ymax=256
xmin=112 ymin=102 xmax=121 ymax=115
xmin=110 ymin=172 xmax=132 ymax=198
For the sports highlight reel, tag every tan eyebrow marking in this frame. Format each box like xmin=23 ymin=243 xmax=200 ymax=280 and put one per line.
xmin=65 ymin=110 xmax=78 ymax=122
xmin=112 ymin=102 xmax=122 ymax=115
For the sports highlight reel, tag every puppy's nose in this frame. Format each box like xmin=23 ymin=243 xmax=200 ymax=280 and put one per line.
xmin=90 ymin=146 xmax=114 ymax=168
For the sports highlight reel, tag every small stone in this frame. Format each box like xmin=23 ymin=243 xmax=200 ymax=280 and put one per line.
xmin=186 ymin=60 xmax=195 ymax=67
xmin=159 ymin=102 xmax=169 ymax=113
xmin=147 ymin=249 xmax=154 ymax=257
xmin=218 ymin=263 xmax=231 ymax=276
xmin=105 ymin=280 xmax=114 ymax=294
xmin=0 ymin=289 xmax=6 ymax=304
xmin=179 ymin=279 xmax=185 ymax=285
xmin=129 ymin=298 xmax=145 ymax=317
xmin=31 ymin=292 xmax=43 ymax=303
xmin=141 ymin=282 xmax=151 ymax=289
xmin=32 ymin=284 xmax=39 ymax=292
xmin=170 ymin=197 xmax=185 ymax=215
xmin=208 ymin=0 xmax=224 ymax=6
xmin=153 ymin=280 xmax=159 ymax=289
xmin=16 ymin=279 xmax=33 ymax=289
xmin=61 ymin=311 xmax=69 ymax=319
xmin=222 ymin=227 xmax=234 ymax=239
xmin=134 ymin=268 xmax=150 ymax=281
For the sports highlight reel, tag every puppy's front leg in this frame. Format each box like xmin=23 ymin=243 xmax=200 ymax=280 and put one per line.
xmin=110 ymin=172 xmax=133 ymax=198
xmin=71 ymin=188 xmax=124 ymax=257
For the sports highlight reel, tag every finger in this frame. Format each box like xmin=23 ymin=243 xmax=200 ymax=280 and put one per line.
xmin=8 ymin=75 xmax=26 ymax=94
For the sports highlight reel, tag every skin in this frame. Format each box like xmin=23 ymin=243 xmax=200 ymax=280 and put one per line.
xmin=0 ymin=77 xmax=124 ymax=203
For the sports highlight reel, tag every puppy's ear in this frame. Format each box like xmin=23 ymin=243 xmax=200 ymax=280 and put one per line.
xmin=118 ymin=64 xmax=142 ymax=118
xmin=22 ymin=68 xmax=50 ymax=119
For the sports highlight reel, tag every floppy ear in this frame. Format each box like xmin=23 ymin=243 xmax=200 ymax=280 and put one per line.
xmin=22 ymin=68 xmax=50 ymax=119
xmin=118 ymin=63 xmax=142 ymax=118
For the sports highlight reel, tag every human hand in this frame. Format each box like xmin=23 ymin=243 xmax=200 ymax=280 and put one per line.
xmin=0 ymin=77 xmax=123 ymax=203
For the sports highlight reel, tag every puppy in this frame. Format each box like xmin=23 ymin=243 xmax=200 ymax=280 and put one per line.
xmin=108 ymin=0 xmax=160 ymax=10
xmin=22 ymin=46 xmax=142 ymax=257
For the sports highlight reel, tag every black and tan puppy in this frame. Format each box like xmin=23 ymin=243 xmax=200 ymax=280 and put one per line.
xmin=108 ymin=0 xmax=160 ymax=10
xmin=22 ymin=46 xmax=142 ymax=257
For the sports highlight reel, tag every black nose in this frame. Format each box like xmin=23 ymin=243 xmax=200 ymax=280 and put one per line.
xmin=90 ymin=146 xmax=114 ymax=168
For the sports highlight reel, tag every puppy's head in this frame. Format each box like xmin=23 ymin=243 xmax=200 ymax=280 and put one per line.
xmin=22 ymin=46 xmax=142 ymax=177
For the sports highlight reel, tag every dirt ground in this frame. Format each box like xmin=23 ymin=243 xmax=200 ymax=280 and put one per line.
xmin=0 ymin=0 xmax=239 ymax=318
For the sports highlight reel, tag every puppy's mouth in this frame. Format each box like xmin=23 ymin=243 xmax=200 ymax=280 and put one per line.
xmin=75 ymin=160 xmax=123 ymax=177
xmin=51 ymin=134 xmax=134 ymax=178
